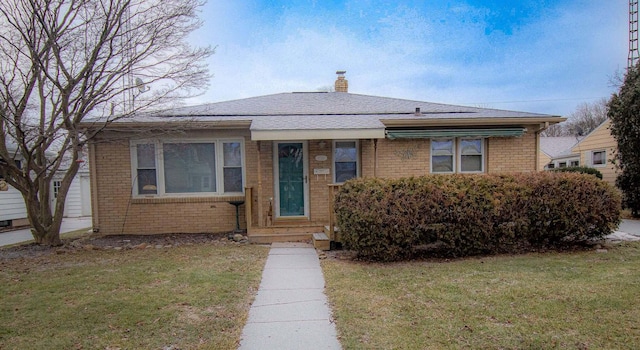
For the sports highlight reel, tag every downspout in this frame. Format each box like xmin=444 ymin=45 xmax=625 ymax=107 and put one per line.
xmin=373 ymin=139 xmax=378 ymax=178
xmin=89 ymin=141 xmax=100 ymax=232
xmin=535 ymin=122 xmax=550 ymax=172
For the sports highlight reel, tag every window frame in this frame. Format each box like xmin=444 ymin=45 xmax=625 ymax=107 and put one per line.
xmin=332 ymin=140 xmax=359 ymax=184
xmin=591 ymin=150 xmax=606 ymax=167
xmin=457 ymin=138 xmax=485 ymax=173
xmin=130 ymin=138 xmax=245 ymax=197
xmin=430 ymin=138 xmax=456 ymax=174
xmin=430 ymin=138 xmax=485 ymax=174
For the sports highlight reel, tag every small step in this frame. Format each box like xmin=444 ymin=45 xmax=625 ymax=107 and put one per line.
xmin=323 ymin=226 xmax=341 ymax=242
xmin=312 ymin=232 xmax=330 ymax=251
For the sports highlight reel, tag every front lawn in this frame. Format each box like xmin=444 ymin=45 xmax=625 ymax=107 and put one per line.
xmin=323 ymin=242 xmax=640 ymax=349
xmin=0 ymin=243 xmax=268 ymax=349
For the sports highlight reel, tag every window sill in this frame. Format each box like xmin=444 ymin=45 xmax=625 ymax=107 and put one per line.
xmin=131 ymin=195 xmax=245 ymax=204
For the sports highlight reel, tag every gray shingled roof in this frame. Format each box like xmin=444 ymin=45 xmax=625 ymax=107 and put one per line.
xmin=86 ymin=92 xmax=560 ymax=133
xmin=144 ymin=92 xmax=551 ymax=118
xmin=539 ymin=136 xmax=583 ymax=158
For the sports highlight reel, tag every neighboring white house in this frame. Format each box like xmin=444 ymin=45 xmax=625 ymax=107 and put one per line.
xmin=52 ymin=162 xmax=92 ymax=218
xmin=1 ymin=145 xmax=91 ymax=231
xmin=0 ymin=144 xmax=29 ymax=230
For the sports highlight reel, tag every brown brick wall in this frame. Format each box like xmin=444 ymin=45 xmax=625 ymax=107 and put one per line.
xmin=361 ymin=129 xmax=538 ymax=177
xmin=90 ymin=128 xmax=539 ymax=235
xmin=486 ymin=129 xmax=538 ymax=173
xmin=91 ymin=131 xmax=248 ymax=235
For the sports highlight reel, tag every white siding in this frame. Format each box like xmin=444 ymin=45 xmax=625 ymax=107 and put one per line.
xmin=52 ymin=171 xmax=92 ymax=218
xmin=0 ymin=185 xmax=27 ymax=221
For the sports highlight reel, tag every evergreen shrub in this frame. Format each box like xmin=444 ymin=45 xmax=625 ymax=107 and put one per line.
xmin=552 ymin=166 xmax=603 ymax=179
xmin=334 ymin=172 xmax=621 ymax=261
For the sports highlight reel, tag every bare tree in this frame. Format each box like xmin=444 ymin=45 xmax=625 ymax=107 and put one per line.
xmin=0 ymin=0 xmax=212 ymax=245
xmin=542 ymin=98 xmax=609 ymax=137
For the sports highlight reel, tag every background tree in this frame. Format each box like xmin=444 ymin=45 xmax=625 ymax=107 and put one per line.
xmin=0 ymin=0 xmax=212 ymax=245
xmin=542 ymin=98 xmax=609 ymax=137
xmin=608 ymin=63 xmax=640 ymax=217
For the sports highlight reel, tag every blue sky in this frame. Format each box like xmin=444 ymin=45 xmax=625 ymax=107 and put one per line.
xmin=188 ymin=1 xmax=627 ymax=116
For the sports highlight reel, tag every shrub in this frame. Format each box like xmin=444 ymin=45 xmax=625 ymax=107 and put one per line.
xmin=334 ymin=173 xmax=621 ymax=261
xmin=552 ymin=166 xmax=603 ymax=179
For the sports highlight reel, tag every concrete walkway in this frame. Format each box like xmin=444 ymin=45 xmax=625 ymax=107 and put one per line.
xmin=239 ymin=242 xmax=341 ymax=350
xmin=0 ymin=216 xmax=92 ymax=247
xmin=607 ymin=219 xmax=640 ymax=242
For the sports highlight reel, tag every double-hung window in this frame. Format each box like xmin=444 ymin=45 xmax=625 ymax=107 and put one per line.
xmin=132 ymin=139 xmax=244 ymax=196
xmin=334 ymin=141 xmax=358 ymax=183
xmin=431 ymin=138 xmax=484 ymax=173
xmin=459 ymin=139 xmax=483 ymax=172
xmin=431 ymin=139 xmax=455 ymax=173
xmin=135 ymin=143 xmax=158 ymax=195
xmin=591 ymin=150 xmax=606 ymax=167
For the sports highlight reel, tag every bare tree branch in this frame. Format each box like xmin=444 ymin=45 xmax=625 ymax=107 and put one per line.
xmin=0 ymin=0 xmax=212 ymax=245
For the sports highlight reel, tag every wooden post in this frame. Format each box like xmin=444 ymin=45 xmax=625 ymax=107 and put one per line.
xmin=244 ymin=186 xmax=253 ymax=230
xmin=327 ymin=184 xmax=341 ymax=241
xmin=256 ymin=141 xmax=263 ymax=228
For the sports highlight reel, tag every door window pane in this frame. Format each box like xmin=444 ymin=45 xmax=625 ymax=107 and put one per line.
xmin=163 ymin=143 xmax=216 ymax=193
xmin=278 ymin=143 xmax=304 ymax=216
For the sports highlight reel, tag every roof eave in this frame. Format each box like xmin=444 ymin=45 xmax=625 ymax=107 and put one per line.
xmin=381 ymin=116 xmax=566 ymax=128
xmin=78 ymin=120 xmax=253 ymax=131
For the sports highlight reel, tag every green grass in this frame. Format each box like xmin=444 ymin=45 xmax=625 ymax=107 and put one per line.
xmin=323 ymin=242 xmax=640 ymax=350
xmin=0 ymin=244 xmax=268 ymax=349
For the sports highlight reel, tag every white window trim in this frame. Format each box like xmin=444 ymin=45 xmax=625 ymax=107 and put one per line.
xmin=430 ymin=138 xmax=485 ymax=174
xmin=130 ymin=138 xmax=245 ymax=197
xmin=332 ymin=140 xmax=360 ymax=183
xmin=590 ymin=150 xmax=607 ymax=168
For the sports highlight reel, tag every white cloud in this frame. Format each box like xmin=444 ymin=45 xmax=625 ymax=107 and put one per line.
xmin=188 ymin=1 xmax=627 ymax=116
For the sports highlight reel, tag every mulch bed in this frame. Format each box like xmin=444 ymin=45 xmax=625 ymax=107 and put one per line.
xmin=0 ymin=232 xmax=244 ymax=261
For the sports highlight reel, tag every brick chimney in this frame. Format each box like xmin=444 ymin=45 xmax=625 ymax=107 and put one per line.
xmin=335 ymin=70 xmax=348 ymax=92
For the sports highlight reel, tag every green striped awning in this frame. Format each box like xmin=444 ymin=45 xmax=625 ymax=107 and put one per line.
xmin=386 ymin=128 xmax=527 ymax=140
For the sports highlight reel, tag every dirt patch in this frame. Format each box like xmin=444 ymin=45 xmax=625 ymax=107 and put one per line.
xmin=0 ymin=232 xmax=245 ymax=261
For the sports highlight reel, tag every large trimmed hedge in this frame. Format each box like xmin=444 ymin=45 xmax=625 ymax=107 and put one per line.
xmin=334 ymin=173 xmax=621 ymax=261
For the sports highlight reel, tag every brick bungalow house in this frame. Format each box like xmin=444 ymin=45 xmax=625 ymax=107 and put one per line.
xmin=81 ymin=72 xmax=564 ymax=244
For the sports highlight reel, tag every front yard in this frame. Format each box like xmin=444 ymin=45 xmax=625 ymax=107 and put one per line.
xmin=3 ymin=236 xmax=640 ymax=349
xmin=323 ymin=242 xmax=640 ymax=349
xmin=0 ymin=240 xmax=268 ymax=349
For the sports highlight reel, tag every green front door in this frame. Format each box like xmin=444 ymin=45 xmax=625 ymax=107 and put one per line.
xmin=277 ymin=142 xmax=306 ymax=217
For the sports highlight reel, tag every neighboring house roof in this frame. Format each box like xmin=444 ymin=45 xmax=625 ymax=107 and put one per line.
xmin=570 ymin=118 xmax=612 ymax=153
xmin=82 ymin=92 xmax=564 ymax=140
xmin=540 ymin=136 xmax=583 ymax=158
